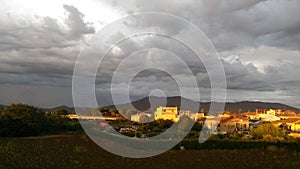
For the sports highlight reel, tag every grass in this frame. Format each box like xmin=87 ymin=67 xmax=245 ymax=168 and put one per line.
xmin=1 ymin=134 xmax=300 ymax=169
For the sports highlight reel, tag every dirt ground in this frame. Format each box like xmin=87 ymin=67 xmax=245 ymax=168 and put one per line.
xmin=1 ymin=134 xmax=300 ymax=169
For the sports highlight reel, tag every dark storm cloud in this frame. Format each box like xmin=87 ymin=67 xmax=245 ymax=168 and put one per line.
xmin=0 ymin=5 xmax=94 ymax=80
xmin=1 ymin=1 xmax=300 ymax=107
xmin=105 ymin=0 xmax=300 ymax=50
xmin=99 ymin=0 xmax=300 ymax=106
xmin=0 ymin=5 xmax=95 ymax=52
xmin=0 ymin=5 xmax=95 ymax=107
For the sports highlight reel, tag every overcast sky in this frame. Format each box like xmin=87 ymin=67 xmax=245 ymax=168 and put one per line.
xmin=0 ymin=0 xmax=300 ymax=108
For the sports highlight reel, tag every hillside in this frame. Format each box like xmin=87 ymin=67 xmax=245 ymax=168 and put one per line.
xmin=104 ymin=96 xmax=300 ymax=114
xmin=44 ymin=105 xmax=76 ymax=114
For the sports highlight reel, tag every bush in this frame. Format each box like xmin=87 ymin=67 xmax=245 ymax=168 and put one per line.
xmin=251 ymin=122 xmax=286 ymax=140
xmin=0 ymin=104 xmax=48 ymax=137
xmin=0 ymin=104 xmax=83 ymax=137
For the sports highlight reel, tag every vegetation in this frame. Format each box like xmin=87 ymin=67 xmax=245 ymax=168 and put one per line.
xmin=50 ymin=108 xmax=69 ymax=116
xmin=0 ymin=104 xmax=82 ymax=137
xmin=251 ymin=122 xmax=287 ymax=141
xmin=0 ymin=104 xmax=48 ymax=137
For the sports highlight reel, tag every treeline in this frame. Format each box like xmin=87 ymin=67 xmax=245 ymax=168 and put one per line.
xmin=175 ymin=139 xmax=300 ymax=151
xmin=88 ymin=107 xmax=141 ymax=119
xmin=0 ymin=104 xmax=82 ymax=137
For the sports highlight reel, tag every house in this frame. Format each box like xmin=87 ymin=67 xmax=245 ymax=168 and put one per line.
xmin=292 ymin=120 xmax=300 ymax=132
xmin=249 ymin=119 xmax=263 ymax=129
xmin=194 ymin=112 xmax=205 ymax=121
xmin=276 ymin=113 xmax=300 ymax=120
xmin=288 ymin=132 xmax=300 ymax=138
xmin=257 ymin=109 xmax=276 ymax=118
xmin=218 ymin=116 xmax=249 ymax=134
xmin=273 ymin=118 xmax=300 ymax=132
xmin=154 ymin=106 xmax=179 ymax=122
xmin=241 ymin=112 xmax=259 ymax=120
xmin=257 ymin=109 xmax=296 ymax=118
xmin=256 ymin=109 xmax=268 ymax=114
xmin=131 ymin=113 xmax=152 ymax=123
xmin=275 ymin=109 xmax=295 ymax=116
xmin=179 ymin=110 xmax=192 ymax=119
xmin=179 ymin=110 xmax=204 ymax=121
xmin=203 ymin=117 xmax=220 ymax=133
xmin=262 ymin=114 xmax=281 ymax=122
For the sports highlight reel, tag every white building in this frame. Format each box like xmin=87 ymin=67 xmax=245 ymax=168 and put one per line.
xmin=131 ymin=113 xmax=152 ymax=123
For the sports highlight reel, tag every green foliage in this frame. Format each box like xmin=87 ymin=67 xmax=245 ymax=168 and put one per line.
xmin=177 ymin=115 xmax=194 ymax=132
xmin=157 ymin=119 xmax=174 ymax=129
xmin=88 ymin=108 xmax=123 ymax=118
xmin=51 ymin=108 xmax=69 ymax=116
xmin=251 ymin=122 xmax=286 ymax=141
xmin=0 ymin=104 xmax=47 ymax=137
xmin=191 ymin=122 xmax=203 ymax=131
xmin=0 ymin=105 xmax=4 ymax=112
xmin=141 ymin=119 xmax=174 ymax=134
xmin=0 ymin=104 xmax=82 ymax=137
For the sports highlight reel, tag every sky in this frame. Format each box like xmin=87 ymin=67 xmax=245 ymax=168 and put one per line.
xmin=0 ymin=0 xmax=300 ymax=108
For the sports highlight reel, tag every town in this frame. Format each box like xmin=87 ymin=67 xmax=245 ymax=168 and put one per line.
xmin=69 ymin=106 xmax=300 ymax=140
xmin=2 ymin=103 xmax=300 ymax=168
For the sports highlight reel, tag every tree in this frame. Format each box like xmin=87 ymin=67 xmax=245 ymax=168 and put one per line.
xmin=251 ymin=122 xmax=286 ymax=141
xmin=0 ymin=104 xmax=47 ymax=136
xmin=51 ymin=108 xmax=69 ymax=116
xmin=0 ymin=105 xmax=4 ymax=112
xmin=157 ymin=119 xmax=174 ymax=130
xmin=177 ymin=115 xmax=194 ymax=132
xmin=191 ymin=122 xmax=203 ymax=131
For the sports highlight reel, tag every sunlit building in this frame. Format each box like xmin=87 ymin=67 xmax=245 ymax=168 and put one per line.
xmin=154 ymin=106 xmax=179 ymax=122
xmin=131 ymin=113 xmax=152 ymax=123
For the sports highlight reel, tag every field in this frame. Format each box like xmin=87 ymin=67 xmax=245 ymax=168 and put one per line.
xmin=1 ymin=134 xmax=300 ymax=169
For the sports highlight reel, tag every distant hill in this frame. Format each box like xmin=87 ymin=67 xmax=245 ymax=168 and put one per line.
xmin=221 ymin=101 xmax=300 ymax=114
xmin=105 ymin=96 xmax=199 ymax=112
xmin=104 ymin=96 xmax=300 ymax=114
xmin=44 ymin=105 xmax=76 ymax=114
xmin=0 ymin=104 xmax=76 ymax=114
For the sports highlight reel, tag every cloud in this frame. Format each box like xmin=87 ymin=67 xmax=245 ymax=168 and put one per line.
xmin=104 ymin=0 xmax=300 ymax=51
xmin=0 ymin=5 xmax=96 ymax=107
xmin=63 ymin=5 xmax=95 ymax=39
xmin=0 ymin=1 xmax=300 ymax=108
xmin=220 ymin=46 xmax=300 ymax=93
xmin=0 ymin=5 xmax=95 ymax=76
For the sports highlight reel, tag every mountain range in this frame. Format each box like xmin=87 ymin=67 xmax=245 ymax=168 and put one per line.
xmin=1 ymin=97 xmax=299 ymax=114
xmin=104 ymin=96 xmax=300 ymax=114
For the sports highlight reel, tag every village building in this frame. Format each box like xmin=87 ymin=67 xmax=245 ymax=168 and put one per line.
xmin=276 ymin=113 xmax=300 ymax=120
xmin=130 ymin=113 xmax=152 ymax=123
xmin=273 ymin=118 xmax=300 ymax=138
xmin=241 ymin=112 xmax=259 ymax=120
xmin=218 ymin=116 xmax=250 ymax=134
xmin=275 ymin=109 xmax=295 ymax=116
xmin=203 ymin=117 xmax=220 ymax=133
xmin=179 ymin=110 xmax=205 ymax=121
xmin=273 ymin=118 xmax=300 ymax=132
xmin=154 ymin=106 xmax=179 ymax=122
xmin=249 ymin=119 xmax=263 ymax=129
